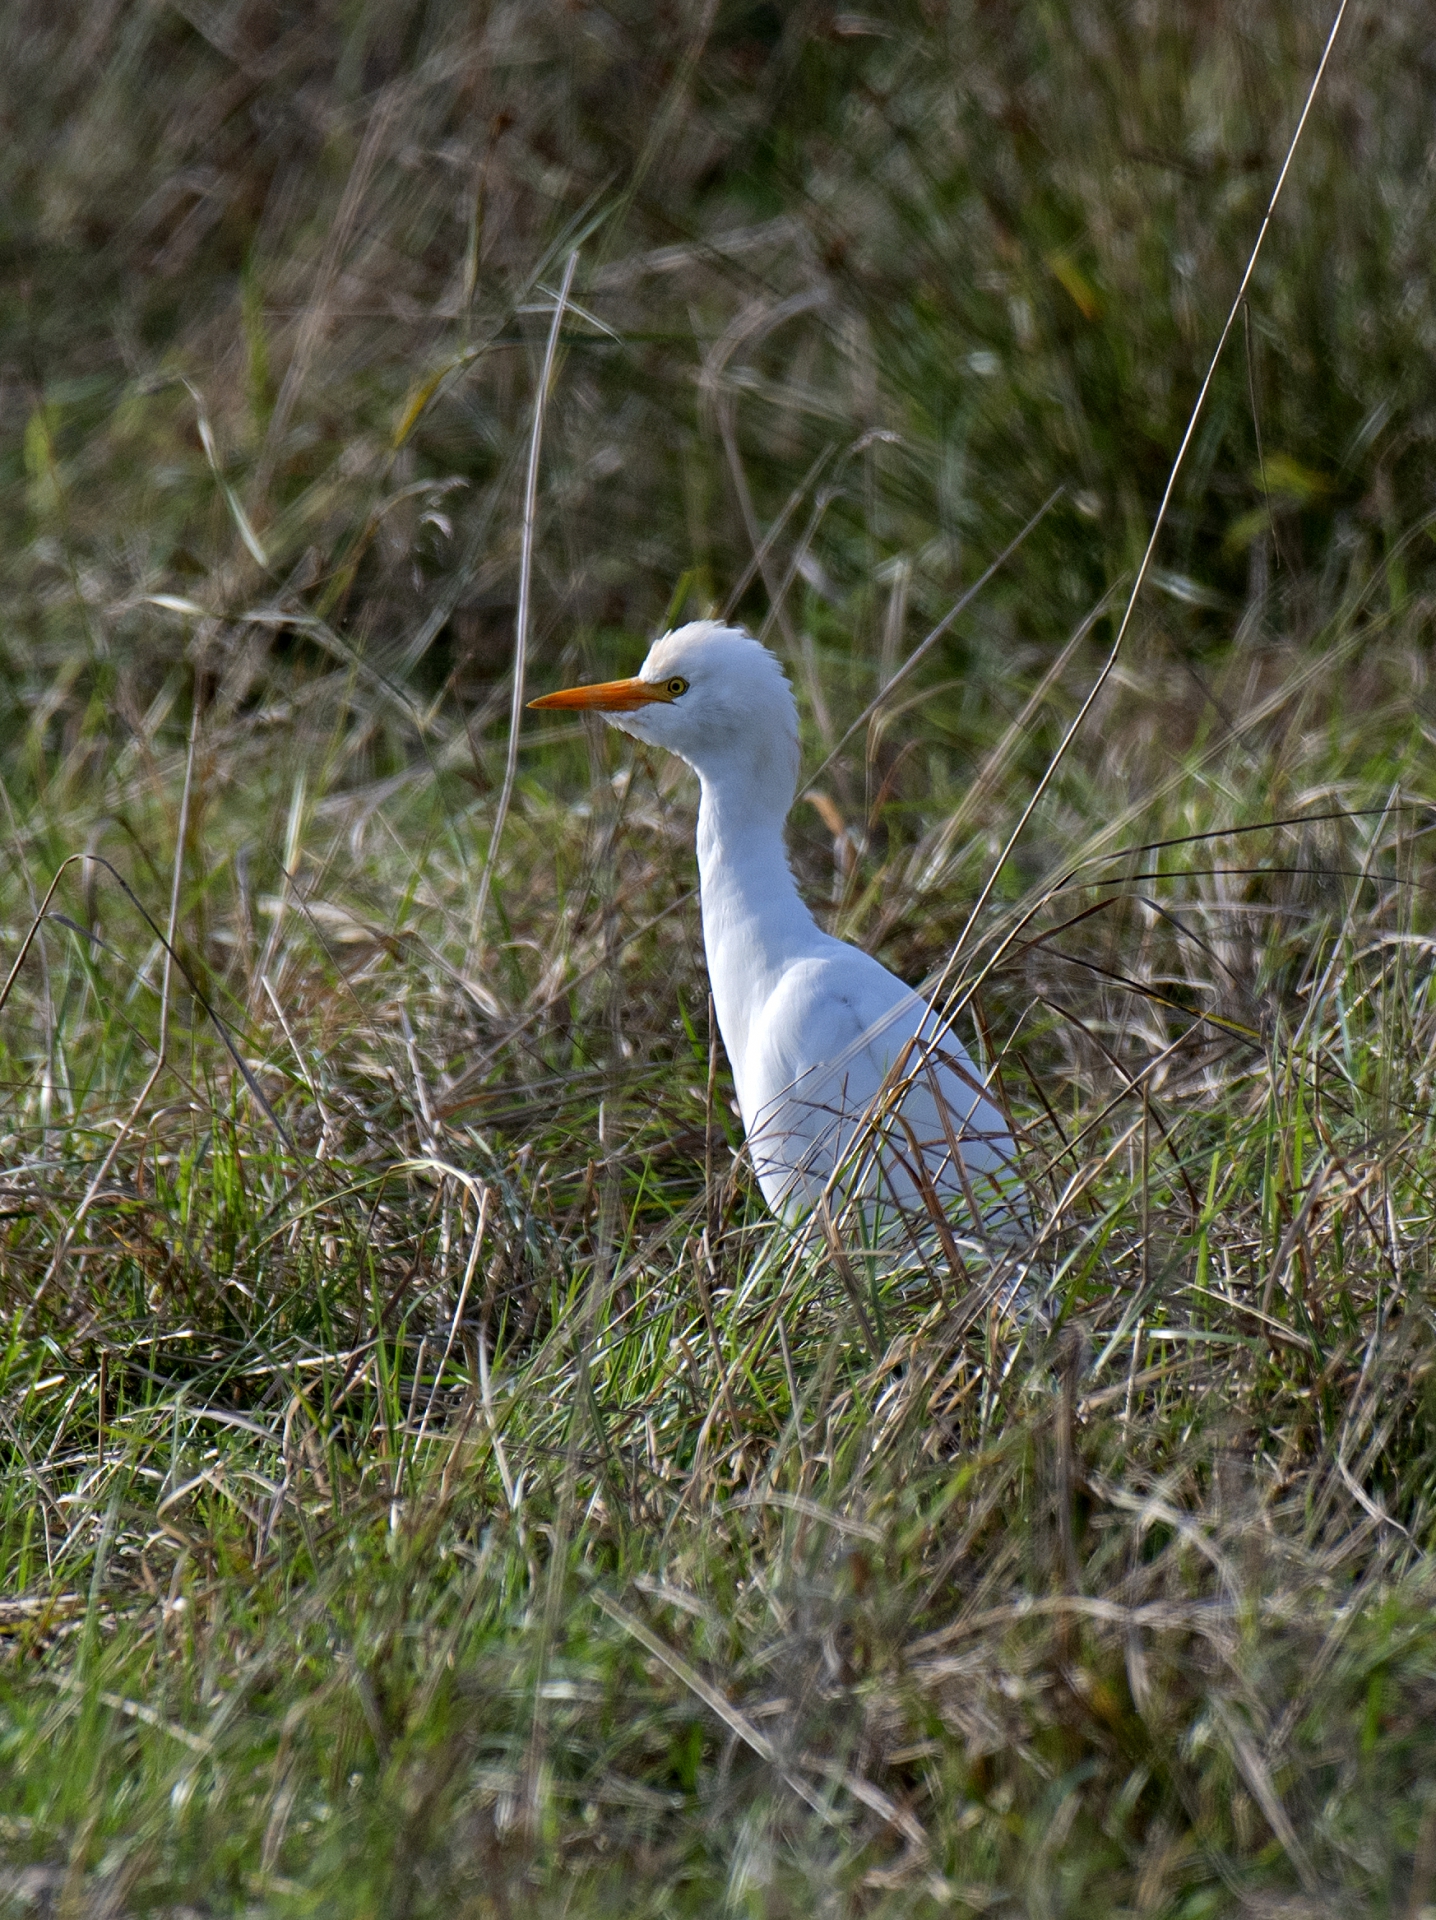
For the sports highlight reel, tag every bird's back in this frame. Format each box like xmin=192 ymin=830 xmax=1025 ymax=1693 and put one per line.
xmin=740 ymin=940 xmax=1021 ymax=1230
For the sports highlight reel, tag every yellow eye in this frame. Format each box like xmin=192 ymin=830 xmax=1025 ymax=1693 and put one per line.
xmin=666 ymin=676 xmax=688 ymax=697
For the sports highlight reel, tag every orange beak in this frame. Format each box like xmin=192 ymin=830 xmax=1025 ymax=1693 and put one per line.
xmin=527 ymin=676 xmax=675 ymax=713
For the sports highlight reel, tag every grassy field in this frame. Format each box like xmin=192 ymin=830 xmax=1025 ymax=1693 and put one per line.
xmin=2 ymin=0 xmax=1436 ymax=1913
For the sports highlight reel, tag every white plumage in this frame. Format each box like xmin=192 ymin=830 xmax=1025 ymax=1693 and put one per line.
xmin=531 ymin=622 xmax=1021 ymax=1232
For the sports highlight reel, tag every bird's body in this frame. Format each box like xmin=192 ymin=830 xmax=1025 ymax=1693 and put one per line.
xmin=531 ymin=623 xmax=1020 ymax=1230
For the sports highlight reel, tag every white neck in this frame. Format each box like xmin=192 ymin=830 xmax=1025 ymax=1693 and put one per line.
xmin=695 ymin=764 xmax=821 ymax=1111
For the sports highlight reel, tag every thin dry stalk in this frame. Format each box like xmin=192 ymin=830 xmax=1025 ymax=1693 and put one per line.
xmin=924 ymin=0 xmax=1354 ymax=1030
xmin=470 ymin=248 xmax=579 ymax=957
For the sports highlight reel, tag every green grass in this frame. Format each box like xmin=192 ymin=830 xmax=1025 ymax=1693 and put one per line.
xmin=3 ymin=0 xmax=1436 ymax=1913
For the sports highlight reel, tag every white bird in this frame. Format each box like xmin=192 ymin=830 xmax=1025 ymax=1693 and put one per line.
xmin=530 ymin=622 xmax=1022 ymax=1235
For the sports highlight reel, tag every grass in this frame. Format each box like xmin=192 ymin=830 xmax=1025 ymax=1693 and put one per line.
xmin=3 ymin=0 xmax=1436 ymax=1912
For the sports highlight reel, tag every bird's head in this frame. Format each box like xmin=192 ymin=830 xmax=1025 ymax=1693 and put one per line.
xmin=529 ymin=621 xmax=801 ymax=809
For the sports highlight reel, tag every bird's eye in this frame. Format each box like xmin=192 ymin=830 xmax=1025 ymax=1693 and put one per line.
xmin=666 ymin=676 xmax=689 ymax=697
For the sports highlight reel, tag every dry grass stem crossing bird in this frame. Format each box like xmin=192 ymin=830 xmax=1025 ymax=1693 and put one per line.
xmin=530 ymin=622 xmax=1024 ymax=1237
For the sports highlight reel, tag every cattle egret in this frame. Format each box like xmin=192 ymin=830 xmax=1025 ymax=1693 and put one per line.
xmin=530 ymin=622 xmax=1022 ymax=1233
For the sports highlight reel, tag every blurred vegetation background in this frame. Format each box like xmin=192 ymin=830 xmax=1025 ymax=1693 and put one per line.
xmin=3 ymin=2 xmax=1436 ymax=1914
xmin=6 ymin=0 xmax=1435 ymax=772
